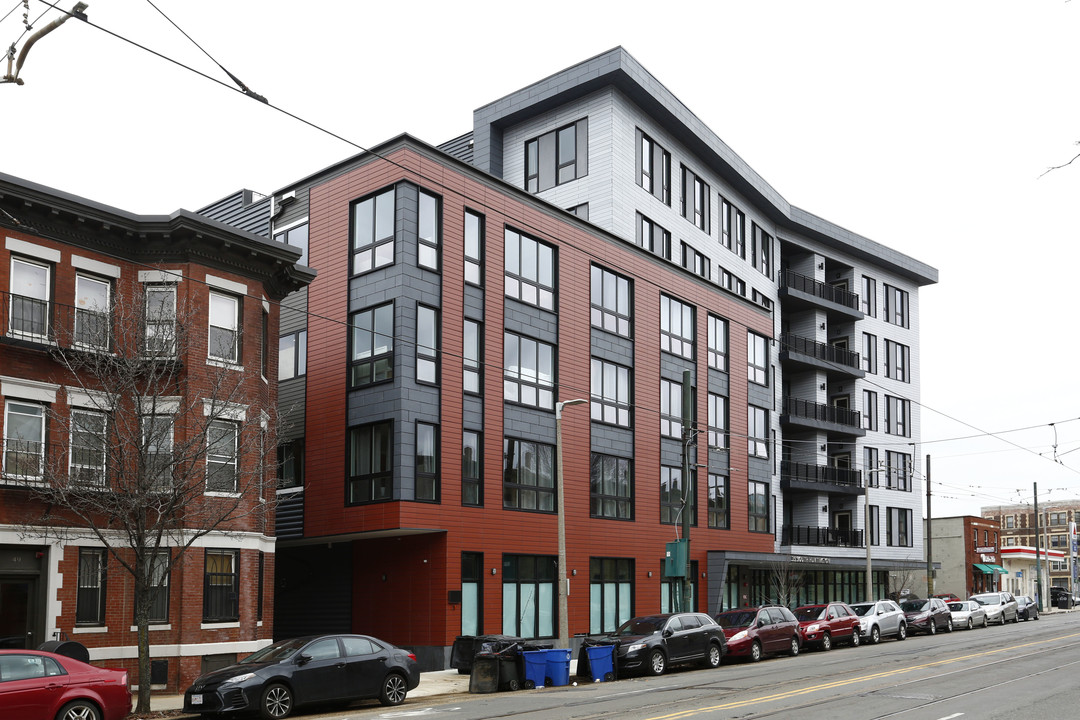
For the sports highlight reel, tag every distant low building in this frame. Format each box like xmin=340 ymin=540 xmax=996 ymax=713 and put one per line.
xmin=926 ymin=516 xmax=1004 ymax=598
xmin=982 ymin=501 xmax=1080 ymax=594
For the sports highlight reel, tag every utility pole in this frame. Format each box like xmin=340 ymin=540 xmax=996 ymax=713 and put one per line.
xmin=926 ymin=455 xmax=933 ymax=598
xmin=1034 ymin=481 xmax=1043 ymax=611
xmin=680 ymin=369 xmax=694 ymax=612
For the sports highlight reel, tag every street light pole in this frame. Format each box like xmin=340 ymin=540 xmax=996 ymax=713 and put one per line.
xmin=556 ymin=398 xmax=587 ymax=651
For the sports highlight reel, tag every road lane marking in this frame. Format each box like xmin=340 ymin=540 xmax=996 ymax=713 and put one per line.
xmin=935 ymin=715 xmax=963 ymax=720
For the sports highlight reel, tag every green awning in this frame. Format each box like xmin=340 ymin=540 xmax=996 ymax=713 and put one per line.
xmin=986 ymin=563 xmax=1008 ymax=574
xmin=973 ymin=563 xmax=993 ymax=574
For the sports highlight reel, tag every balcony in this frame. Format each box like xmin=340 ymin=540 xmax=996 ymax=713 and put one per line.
xmin=780 ymin=460 xmax=864 ymax=496
xmin=779 ymin=270 xmax=863 ymax=319
xmin=779 ymin=333 xmax=864 ymax=378
xmin=781 ymin=397 xmax=866 ymax=436
xmin=782 ymin=525 xmax=864 ymax=548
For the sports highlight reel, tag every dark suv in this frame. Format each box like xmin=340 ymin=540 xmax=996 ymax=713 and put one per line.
xmin=900 ymin=597 xmax=953 ymax=634
xmin=714 ymin=605 xmax=802 ymax=662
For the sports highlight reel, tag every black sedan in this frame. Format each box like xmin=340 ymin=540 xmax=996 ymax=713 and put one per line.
xmin=1016 ymin=595 xmax=1040 ymax=620
xmin=183 ymin=634 xmax=420 ymax=718
xmin=900 ymin=597 xmax=953 ymax=635
xmin=586 ymin=612 xmax=726 ymax=676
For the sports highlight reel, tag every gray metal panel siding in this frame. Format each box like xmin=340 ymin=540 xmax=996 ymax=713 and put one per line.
xmin=590 ymin=327 xmax=633 ymax=367
xmin=278 ymin=378 xmax=306 ymax=439
xmin=707 ymin=369 xmax=729 ymax=397
xmin=280 ymin=290 xmax=308 ymax=336
xmin=747 ymin=382 xmax=772 ymax=409
xmin=437 ymin=132 xmax=475 ymax=164
xmin=464 ymin=285 xmax=485 ymax=321
xmin=660 ymin=437 xmax=683 ymax=467
xmin=660 ymin=354 xmax=695 ymax=382
xmin=590 ymin=423 xmax=633 ymax=458
xmin=503 ymin=406 xmax=556 ymax=445
xmin=463 ymin=397 xmax=484 ymax=429
xmin=274 ymin=490 xmax=304 ymax=539
xmin=503 ymin=300 xmax=558 ymax=345
xmin=198 ymin=190 xmax=272 ymax=238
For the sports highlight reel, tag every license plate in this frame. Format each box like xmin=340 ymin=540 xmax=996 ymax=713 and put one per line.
xmin=191 ymin=694 xmax=203 ymax=705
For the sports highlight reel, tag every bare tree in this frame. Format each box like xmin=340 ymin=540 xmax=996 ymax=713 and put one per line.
xmin=8 ymin=281 xmax=277 ymax=712
xmin=769 ymin=556 xmax=807 ymax=607
xmin=887 ymin=563 xmax=926 ymax=602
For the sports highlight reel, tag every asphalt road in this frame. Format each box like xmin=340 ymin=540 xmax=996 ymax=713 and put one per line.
xmin=322 ymin=610 xmax=1080 ymax=720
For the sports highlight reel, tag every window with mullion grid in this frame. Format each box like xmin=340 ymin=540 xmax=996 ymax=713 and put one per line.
xmin=502 ymin=438 xmax=555 ymax=513
xmin=637 ymin=129 xmax=670 ymax=204
xmin=347 ymin=420 xmax=393 ymax=504
xmin=590 ymin=453 xmax=632 ymax=520
xmin=636 ymin=213 xmax=671 ymax=259
xmin=415 ymin=421 xmax=438 ymax=502
xmin=660 ymin=465 xmax=695 ymax=525
xmin=203 ymin=549 xmax=239 ymax=622
xmin=418 ymin=190 xmax=440 ymax=271
xmin=591 ymin=358 xmax=631 ymax=427
xmin=504 ymin=332 xmax=555 ymax=410
xmin=206 ymin=420 xmax=238 ymax=493
xmin=462 ymin=430 xmax=482 ymax=507
xmin=504 ymin=228 xmax=555 ymax=311
xmin=10 ymin=256 xmax=51 ymax=339
xmin=707 ymin=315 xmax=727 ymax=371
xmin=76 ymin=548 xmax=107 ymax=625
xmin=416 ymin=305 xmax=439 ymax=385
xmin=708 ymin=393 xmax=727 ymax=450
xmin=748 ymin=331 xmax=769 ymax=385
xmin=463 ymin=319 xmax=482 ymax=394
xmin=590 ymin=265 xmax=632 ymax=338
xmin=351 ymin=186 xmax=395 ymax=275
xmin=660 ymin=378 xmax=683 ymax=438
xmin=660 ymin=294 xmax=694 ymax=359
xmin=464 ymin=210 xmax=484 ymax=286
xmin=884 ymin=340 xmax=910 ymax=382
xmin=69 ymin=409 xmax=107 ymax=488
xmin=349 ymin=302 xmax=394 ymax=387
xmin=708 ymin=474 xmax=728 ymax=529
xmin=74 ymin=274 xmax=111 ymax=350
xmin=749 ymin=480 xmax=769 ymax=533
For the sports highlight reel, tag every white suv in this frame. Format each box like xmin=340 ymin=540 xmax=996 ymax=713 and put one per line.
xmin=849 ymin=600 xmax=907 ymax=643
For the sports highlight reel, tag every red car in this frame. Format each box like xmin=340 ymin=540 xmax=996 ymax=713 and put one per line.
xmin=714 ymin=606 xmax=802 ymax=662
xmin=0 ymin=649 xmax=131 ymax=720
xmin=793 ymin=603 xmax=862 ymax=650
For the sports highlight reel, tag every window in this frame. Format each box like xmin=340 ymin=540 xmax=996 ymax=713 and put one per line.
xmin=681 ymin=242 xmax=710 ymax=279
xmin=751 ymin=223 xmax=772 ymax=277
xmin=708 ymin=474 xmax=729 ymax=529
xmin=733 ymin=208 xmax=746 ymax=258
xmin=885 ymin=395 xmax=910 ymax=437
xmin=4 ymin=401 xmax=45 ymax=479
xmin=660 ymin=466 xmax=695 ymax=525
xmin=567 ymin=203 xmax=589 ymax=219
xmin=503 ymin=438 xmax=555 ymax=512
xmin=719 ymin=269 xmax=745 ymax=296
xmin=461 ymin=552 xmax=483 ymax=635
xmin=660 ymin=378 xmax=683 ymax=438
xmin=524 ymin=118 xmax=588 ymax=192
xmin=352 ymin=186 xmax=395 ymax=274
xmin=748 ymin=332 xmax=769 ymax=385
xmin=681 ymin=165 xmax=710 ymax=232
xmin=203 ymin=549 xmax=239 ymax=622
xmin=637 ymin=213 xmax=672 ymax=259
xmin=707 ymin=315 xmax=728 ymax=371
xmin=637 ymin=129 xmax=670 ymax=204
xmin=464 ymin=210 xmax=484 ymax=286
xmin=719 ymin=197 xmax=734 ymax=251
xmin=347 ymin=421 xmax=393 ymax=504
xmin=74 ymin=275 xmax=110 ymax=350
xmin=869 ymin=505 xmax=880 ymax=545
xmin=590 ymin=358 xmax=631 ymax=427
xmin=708 ymin=393 xmax=727 ymax=449
xmin=660 ymin=295 xmax=694 ymax=359
xmin=416 ymin=305 xmax=439 ymax=384
xmin=69 ymin=409 xmax=106 ymax=487
xmin=590 ymin=453 xmax=632 ymax=520
xmin=277 ymin=439 xmax=303 ymax=489
xmin=278 ymin=330 xmax=307 ymax=381
xmin=463 ymin=319 xmax=482 ymax=394
xmin=884 ymin=284 xmax=909 ymax=327
xmin=1050 ymin=512 xmax=1068 ymax=526
xmin=10 ymin=256 xmax=50 ymax=339
xmin=661 ymin=560 xmax=698 ymax=613
xmin=273 ymin=222 xmax=309 ymax=266
xmin=862 ymin=390 xmax=878 ymax=431
xmin=886 ymin=507 xmax=913 ymax=547
xmin=864 ymin=447 xmax=880 ymax=486
xmin=885 ymin=340 xmax=910 ymax=382
xmin=260 ymin=311 xmax=269 ymax=379
xmin=504 ymin=228 xmax=555 ymax=311
xmin=146 ymin=551 xmax=170 ymax=624
xmin=749 ymin=481 xmax=769 ymax=533
xmin=504 ymin=332 xmax=555 ymax=410
xmin=751 ymin=289 xmax=773 ymax=311
xmin=861 ymin=276 xmax=876 ymax=317
xmin=144 ymin=285 xmax=176 ymax=357
xmin=590 ymin=557 xmax=633 ymax=634
xmin=415 ymin=422 xmax=438 ymax=502
xmin=590 ymin=265 xmax=632 ymax=338
xmin=418 ymin=190 xmax=440 ymax=271
xmin=862 ymin=333 xmax=877 ymax=374
xmin=885 ymin=451 xmax=911 ymax=491
xmin=208 ymin=292 xmax=240 ymax=364
xmin=501 ymin=554 xmax=556 ymax=639
xmin=748 ymin=406 xmax=769 ymax=458
xmin=76 ymin=548 xmax=107 ymax=625
xmin=206 ymin=420 xmax=238 ymax=493
xmin=349 ymin=302 xmax=394 ymax=387
xmin=143 ymin=415 xmax=174 ymax=491
xmin=1005 ymin=515 xmax=1015 ymax=529
xmin=462 ymin=430 xmax=482 ymax=507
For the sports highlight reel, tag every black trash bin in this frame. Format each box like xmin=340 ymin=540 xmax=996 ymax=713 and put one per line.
xmin=452 ymin=635 xmax=521 ymax=674
xmin=38 ymin=640 xmax=89 ymax=664
xmin=1059 ymin=596 xmax=1071 ymax=610
xmin=495 ymin=645 xmax=522 ymax=691
xmin=469 ymin=653 xmax=500 ymax=693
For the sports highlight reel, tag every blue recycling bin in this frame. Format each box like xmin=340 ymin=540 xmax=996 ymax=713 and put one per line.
xmin=545 ymin=648 xmax=572 ymax=687
xmin=522 ymin=649 xmax=549 ymax=689
xmin=585 ymin=644 xmax=615 ymax=682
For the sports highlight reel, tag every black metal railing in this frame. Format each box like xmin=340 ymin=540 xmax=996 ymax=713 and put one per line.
xmin=779 ymin=333 xmax=861 ymax=370
xmin=781 ymin=460 xmax=863 ymax=489
xmin=781 ymin=270 xmax=860 ymax=311
xmin=782 ymin=525 xmax=864 ymax=548
xmin=783 ymin=397 xmax=863 ymax=429
xmin=0 ymin=289 xmax=109 ymax=350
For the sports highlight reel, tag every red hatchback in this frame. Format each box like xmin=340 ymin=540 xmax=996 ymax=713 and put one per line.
xmin=0 ymin=649 xmax=131 ymax=720
xmin=793 ymin=603 xmax=862 ymax=651
xmin=714 ymin=606 xmax=802 ymax=662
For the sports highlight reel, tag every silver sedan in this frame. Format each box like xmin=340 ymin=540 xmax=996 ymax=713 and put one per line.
xmin=948 ymin=600 xmax=987 ymax=630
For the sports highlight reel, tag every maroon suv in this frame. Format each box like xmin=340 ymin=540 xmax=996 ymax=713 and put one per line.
xmin=714 ymin=606 xmax=802 ymax=662
xmin=793 ymin=602 xmax=862 ymax=650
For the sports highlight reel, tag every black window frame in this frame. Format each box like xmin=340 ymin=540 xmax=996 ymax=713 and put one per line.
xmin=660 ymin=465 xmax=696 ymax=526
xmin=415 ymin=421 xmax=439 ymax=502
xmin=503 ymin=331 xmax=556 ymax=411
xmin=417 ymin=189 xmax=441 ymax=272
xmin=277 ymin=439 xmax=304 ymax=489
xmin=862 ymin=389 xmax=878 ymax=431
xmin=748 ymin=331 xmax=769 ymax=386
xmin=589 ymin=557 xmax=635 ymax=634
xmin=861 ymin=275 xmax=876 ymax=317
xmin=347 ymin=420 xmax=394 ymax=505
xmin=862 ymin=332 xmax=877 ymax=374
xmin=748 ymin=406 xmax=769 ymax=458
xmin=680 ymin=165 xmax=710 ymax=233
xmin=524 ymin=118 xmax=588 ymax=193
xmin=464 ymin=209 xmax=485 ymax=286
xmin=884 ymin=284 xmax=910 ymax=328
xmin=708 ymin=392 xmax=727 ymax=450
xmin=636 ymin=212 xmax=671 ymax=260
xmin=884 ymin=340 xmax=910 ymax=383
xmin=708 ymin=473 xmax=729 ymax=529
xmin=351 ymin=186 xmax=396 ymax=276
xmin=660 ymin=378 xmax=683 ymax=439
xmin=637 ymin=129 xmax=670 ymax=204
xmin=76 ymin=547 xmax=107 ymax=626
xmin=502 ymin=437 xmax=555 ymax=513
xmin=462 ymin=430 xmax=483 ymax=507
xmin=463 ymin=318 xmax=482 ymax=395
xmin=590 ymin=357 xmax=632 ymax=428
xmin=884 ymin=395 xmax=911 ymax=437
xmin=349 ymin=301 xmax=394 ymax=388
xmin=416 ymin=304 xmax=440 ymax=385
xmin=681 ymin=241 xmax=710 ymax=280
xmin=749 ymin=480 xmax=770 ymax=533
xmin=202 ymin=548 xmax=239 ymax=623
xmin=707 ymin=314 xmax=728 ymax=371
xmin=589 ymin=452 xmax=633 ymax=520
xmin=660 ymin=294 xmax=694 ymax=360
xmin=273 ymin=221 xmax=309 ymax=266
xmin=278 ymin=329 xmax=307 ymax=381
xmin=590 ymin=264 xmax=633 ymax=339
xmin=504 ymin=227 xmax=556 ymax=312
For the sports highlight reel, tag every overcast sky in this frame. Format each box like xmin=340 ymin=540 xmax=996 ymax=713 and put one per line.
xmin=3 ymin=0 xmax=1078 ymax=519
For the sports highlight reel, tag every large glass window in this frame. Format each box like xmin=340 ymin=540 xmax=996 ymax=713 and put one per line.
xmin=203 ymin=549 xmax=239 ymax=622
xmin=637 ymin=213 xmax=671 ymax=259
xmin=748 ymin=406 xmax=769 ymax=458
xmin=206 ymin=420 xmax=239 ymax=493
xmin=274 ymin=222 xmax=309 ymax=266
xmin=590 ymin=358 xmax=631 ymax=427
xmin=887 ymin=507 xmax=913 ymax=547
xmin=10 ymin=256 xmax=50 ymax=339
xmin=352 ymin=187 xmax=395 ymax=274
xmin=864 ymin=447 xmax=880 ymax=487
xmin=503 ymin=332 xmax=555 ymax=410
xmin=660 ymin=295 xmax=694 ymax=359
xmin=884 ymin=395 xmax=910 ymax=437
xmin=862 ymin=333 xmax=877 ymax=374
xmin=463 ymin=319 xmax=481 ymax=394
xmin=144 ymin=285 xmax=176 ymax=357
xmin=416 ymin=305 xmax=439 ymax=384
xmin=660 ymin=378 xmax=683 ymax=438
xmin=278 ymin=330 xmax=307 ymax=381
xmin=76 ymin=548 xmax=107 ymax=625
xmin=590 ymin=558 xmax=633 ymax=634
xmin=208 ymin=292 xmax=240 ymax=364
xmin=590 ymin=453 xmax=632 ymax=520
xmin=748 ymin=332 xmax=769 ymax=385
xmin=277 ymin=439 xmax=303 ymax=489
xmin=708 ymin=474 xmax=729 ymax=529
xmin=146 ymin=551 xmax=170 ymax=624
xmin=884 ymin=284 xmax=909 ymax=327
xmin=660 ymin=466 xmax=695 ymax=525
xmin=418 ymin=190 xmax=440 ymax=271
xmin=751 ymin=223 xmax=772 ymax=277
xmin=501 ymin=555 xmax=556 ymax=639
xmin=503 ymin=438 xmax=554 ymax=512
xmin=862 ymin=390 xmax=878 ymax=431
xmin=464 ymin=210 xmax=484 ymax=286
xmin=74 ymin=275 xmax=110 ymax=350
xmin=415 ymin=422 xmax=438 ymax=502
xmin=347 ymin=421 xmax=393 ymax=504
xmin=524 ymin=119 xmax=588 ymax=192
xmin=504 ymin=228 xmax=555 ymax=311
xmin=69 ymin=409 xmax=106 ymax=487
xmin=462 ymin=430 xmax=482 ymax=507
xmin=143 ymin=415 xmax=174 ymax=491
xmin=861 ymin=276 xmax=876 ymax=317
xmin=885 ymin=451 xmax=912 ymax=491
xmin=885 ymin=340 xmax=910 ymax=382
xmin=681 ymin=242 xmax=710 ymax=279
xmin=637 ymin=129 xmax=670 ymax=204
xmin=590 ymin=265 xmax=632 ymax=338
xmin=707 ymin=315 xmax=728 ymax=371
xmin=461 ymin=552 xmax=483 ymax=636
xmin=680 ymin=165 xmax=710 ymax=232
xmin=349 ymin=302 xmax=394 ymax=387
xmin=4 ymin=401 xmax=45 ymax=479
xmin=749 ymin=481 xmax=769 ymax=533
xmin=708 ymin=393 xmax=727 ymax=449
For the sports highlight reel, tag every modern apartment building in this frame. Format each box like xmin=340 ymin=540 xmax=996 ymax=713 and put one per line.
xmin=205 ymin=47 xmax=936 ymax=668
xmin=0 ymin=172 xmax=312 ymax=692
xmin=983 ymin=501 xmax=1079 ymax=594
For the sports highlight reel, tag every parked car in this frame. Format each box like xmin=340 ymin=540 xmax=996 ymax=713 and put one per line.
xmin=183 ymin=634 xmax=420 ymax=718
xmin=591 ymin=613 xmax=726 ymax=676
xmin=1016 ymin=595 xmax=1040 ymax=621
xmin=970 ymin=591 xmax=1019 ymax=625
xmin=793 ymin=602 xmax=862 ymax=650
xmin=900 ymin=597 xmax=953 ymax=635
xmin=714 ymin=606 xmax=802 ymax=661
xmin=849 ymin=600 xmax=907 ymax=643
xmin=947 ymin=600 xmax=988 ymax=630
xmin=932 ymin=593 xmax=961 ymax=602
xmin=0 ymin=649 xmax=131 ymax=720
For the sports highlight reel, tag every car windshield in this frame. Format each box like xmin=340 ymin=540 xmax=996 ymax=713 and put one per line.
xmin=900 ymin=600 xmax=929 ymax=612
xmin=715 ymin=610 xmax=758 ymax=629
xmin=971 ymin=594 xmax=1001 ymax=606
xmin=613 ymin=617 xmax=665 ymax=636
xmin=947 ymin=602 xmax=967 ymax=611
xmin=239 ymin=637 xmax=311 ymax=664
xmin=849 ymin=604 xmax=873 ymax=617
xmin=793 ymin=607 xmax=827 ymax=622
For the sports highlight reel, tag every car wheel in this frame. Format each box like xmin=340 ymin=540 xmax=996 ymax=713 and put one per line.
xmin=966 ymin=618 xmax=973 ymax=630
xmin=820 ymin=633 xmax=832 ymax=652
xmin=897 ymin=623 xmax=907 ymax=641
xmin=750 ymin=640 xmax=763 ymax=662
xmin=705 ymin=642 xmax=722 ymax=668
xmin=648 ymin=649 xmax=667 ymax=676
xmin=260 ymin=683 xmax=293 ymax=720
xmin=788 ymin=636 xmax=800 ymax=656
xmin=379 ymin=672 xmax=409 ymax=706
xmin=982 ymin=616 xmax=988 ymax=628
xmin=869 ymin=625 xmax=881 ymax=644
xmin=1034 ymin=610 xmax=1040 ymax=620
xmin=946 ymin=619 xmax=953 ymax=633
xmin=850 ymin=629 xmax=860 ymax=647
xmin=928 ymin=621 xmax=937 ymax=635
xmin=56 ymin=701 xmax=101 ymax=720
xmin=1012 ymin=612 xmax=1019 ymax=624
